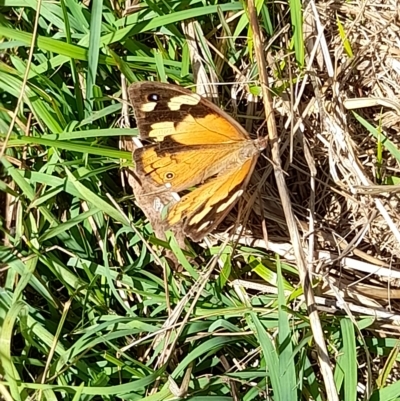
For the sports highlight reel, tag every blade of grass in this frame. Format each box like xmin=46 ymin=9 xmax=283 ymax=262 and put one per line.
xmin=247 ymin=312 xmax=282 ymax=399
xmin=0 ymin=300 xmax=27 ymax=401
xmin=353 ymin=112 xmax=400 ymax=162
xmin=101 ymin=3 xmax=244 ymax=46
xmin=86 ymin=0 xmax=103 ymax=113
xmin=289 ymin=0 xmax=304 ymax=65
xmin=337 ymin=16 xmax=354 ymax=58
xmin=4 ymin=135 xmax=132 ymax=159
xmin=340 ymin=318 xmax=357 ymax=401
xmin=277 ymin=256 xmax=297 ymax=399
xmin=60 ymin=0 xmax=84 ymax=120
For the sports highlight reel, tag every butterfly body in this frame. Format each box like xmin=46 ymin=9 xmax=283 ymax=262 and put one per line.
xmin=129 ymin=82 xmax=266 ymax=241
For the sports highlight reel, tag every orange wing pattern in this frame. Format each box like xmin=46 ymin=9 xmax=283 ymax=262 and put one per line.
xmin=129 ymin=81 xmax=263 ymax=241
xmin=135 ymin=141 xmax=256 ymax=192
xmin=168 ymin=159 xmax=257 ymax=241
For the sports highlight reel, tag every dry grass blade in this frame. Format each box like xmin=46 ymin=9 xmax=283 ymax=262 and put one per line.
xmin=0 ymin=0 xmax=42 ymax=160
xmin=246 ymin=0 xmax=339 ymax=400
xmin=182 ymin=20 xmax=217 ymax=99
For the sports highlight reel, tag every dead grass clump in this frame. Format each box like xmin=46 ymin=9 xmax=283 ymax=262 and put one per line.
xmin=220 ymin=0 xmax=400 ymax=336
xmin=287 ymin=0 xmax=400 ymax=321
xmin=317 ymin=0 xmax=400 ymax=252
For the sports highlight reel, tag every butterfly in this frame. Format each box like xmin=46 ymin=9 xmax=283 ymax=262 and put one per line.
xmin=128 ymin=81 xmax=267 ymax=242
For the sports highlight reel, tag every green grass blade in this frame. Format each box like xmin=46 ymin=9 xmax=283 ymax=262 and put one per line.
xmin=337 ymin=16 xmax=354 ymax=58
xmin=0 ymin=300 xmax=27 ymax=401
xmin=86 ymin=0 xmax=103 ymax=112
xmin=277 ymin=256 xmax=297 ymax=399
xmin=353 ymin=112 xmax=400 ymax=162
xmin=289 ymin=0 xmax=304 ymax=65
xmin=4 ymin=135 xmax=132 ymax=159
xmin=247 ymin=312 xmax=281 ymax=399
xmin=340 ymin=318 xmax=357 ymax=401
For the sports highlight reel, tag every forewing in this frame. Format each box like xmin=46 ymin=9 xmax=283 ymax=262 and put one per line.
xmin=129 ymin=81 xmax=250 ymax=145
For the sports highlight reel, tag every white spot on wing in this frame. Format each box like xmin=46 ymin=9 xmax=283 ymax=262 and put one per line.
xmin=141 ymin=102 xmax=157 ymax=112
xmin=149 ymin=121 xmax=175 ymax=140
xmin=188 ymin=206 xmax=212 ymax=225
xmin=216 ymin=190 xmax=244 ymax=213
xmin=168 ymin=94 xmax=201 ymax=111
xmin=197 ymin=221 xmax=212 ymax=231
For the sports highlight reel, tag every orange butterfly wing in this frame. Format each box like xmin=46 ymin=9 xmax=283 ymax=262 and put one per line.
xmin=168 ymin=159 xmax=257 ymax=241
